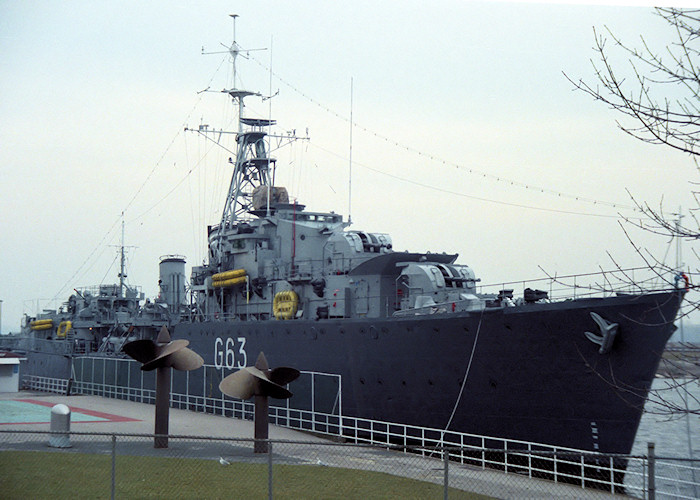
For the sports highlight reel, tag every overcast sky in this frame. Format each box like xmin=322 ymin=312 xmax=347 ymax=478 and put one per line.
xmin=1 ymin=1 xmax=698 ymax=333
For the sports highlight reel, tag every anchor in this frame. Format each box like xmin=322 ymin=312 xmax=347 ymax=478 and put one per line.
xmin=584 ymin=312 xmax=618 ymax=355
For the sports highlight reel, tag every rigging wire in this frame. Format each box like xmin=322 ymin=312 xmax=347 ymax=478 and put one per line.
xmin=308 ymin=140 xmax=636 ymax=219
xmin=127 ymin=118 xmax=237 ymax=225
xmin=123 ymin=58 xmax=223 ymax=217
xmin=46 ymin=39 xmax=656 ymax=305
xmin=99 ymin=251 xmax=120 ymax=287
xmin=116 ymin=50 xmax=641 ymax=230
xmin=49 ymin=56 xmax=229 ymax=301
xmin=247 ymin=55 xmax=639 ymax=213
xmin=49 ymin=218 xmax=121 ymax=304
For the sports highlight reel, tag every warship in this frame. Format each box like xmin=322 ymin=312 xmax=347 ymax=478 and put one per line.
xmin=5 ymin=18 xmax=684 ymax=461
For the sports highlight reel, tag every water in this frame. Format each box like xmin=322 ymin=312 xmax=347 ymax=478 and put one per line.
xmin=633 ymin=378 xmax=700 ymax=459
xmin=630 ymin=378 xmax=700 ymax=498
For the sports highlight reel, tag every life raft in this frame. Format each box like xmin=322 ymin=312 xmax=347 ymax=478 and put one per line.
xmin=57 ymin=321 xmax=72 ymax=338
xmin=273 ymin=290 xmax=299 ymax=320
xmin=30 ymin=319 xmax=54 ymax=331
xmin=212 ymin=269 xmax=247 ymax=288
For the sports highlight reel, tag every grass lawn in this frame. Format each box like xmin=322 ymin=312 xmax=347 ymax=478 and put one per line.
xmin=0 ymin=450 xmax=492 ymax=499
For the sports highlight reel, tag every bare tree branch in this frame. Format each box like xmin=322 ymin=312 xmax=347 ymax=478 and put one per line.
xmin=566 ymin=8 xmax=700 ymax=416
xmin=565 ymin=8 xmax=700 ymax=156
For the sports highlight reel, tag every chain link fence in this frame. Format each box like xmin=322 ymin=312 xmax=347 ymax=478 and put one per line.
xmin=2 ymin=430 xmax=698 ymax=499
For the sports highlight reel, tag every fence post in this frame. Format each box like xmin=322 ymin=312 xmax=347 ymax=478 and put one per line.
xmin=111 ymin=434 xmax=116 ymax=500
xmin=648 ymin=442 xmax=655 ymax=500
xmin=268 ymin=441 xmax=273 ymax=500
xmin=443 ymin=448 xmax=449 ymax=500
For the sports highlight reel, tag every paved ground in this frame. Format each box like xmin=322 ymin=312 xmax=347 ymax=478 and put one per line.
xmin=0 ymin=391 xmax=321 ymax=441
xmin=0 ymin=391 xmax=628 ymax=499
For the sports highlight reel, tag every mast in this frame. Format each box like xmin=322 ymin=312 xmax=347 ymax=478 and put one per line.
xmin=119 ymin=213 xmax=126 ymax=298
xmin=348 ymin=77 xmax=353 ymax=225
xmin=191 ymin=16 xmax=308 ymax=265
xmin=204 ymin=17 xmax=273 ymax=225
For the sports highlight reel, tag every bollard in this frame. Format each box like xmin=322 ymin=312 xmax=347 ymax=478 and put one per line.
xmin=48 ymin=404 xmax=71 ymax=448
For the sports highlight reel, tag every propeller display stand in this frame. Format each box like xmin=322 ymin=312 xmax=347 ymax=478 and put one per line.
xmin=122 ymin=326 xmax=204 ymax=448
xmin=219 ymin=352 xmax=300 ymax=453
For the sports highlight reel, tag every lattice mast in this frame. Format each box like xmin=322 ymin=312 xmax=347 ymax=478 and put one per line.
xmin=216 ymin=15 xmax=274 ymax=229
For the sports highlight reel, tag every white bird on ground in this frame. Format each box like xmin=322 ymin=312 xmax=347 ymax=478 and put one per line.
xmin=219 ymin=457 xmax=231 ymax=465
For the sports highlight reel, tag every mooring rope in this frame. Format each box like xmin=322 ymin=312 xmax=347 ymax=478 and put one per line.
xmin=444 ymin=304 xmax=485 ymax=433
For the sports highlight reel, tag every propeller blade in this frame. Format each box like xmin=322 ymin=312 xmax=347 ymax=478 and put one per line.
xmin=254 ymin=351 xmax=269 ymax=371
xmin=141 ymin=339 xmax=189 ymax=371
xmin=156 ymin=325 xmax=172 ymax=344
xmin=220 ymin=370 xmax=255 ymax=400
xmin=245 ymin=366 xmax=294 ymax=399
xmin=256 ymin=377 xmax=293 ymax=399
xmin=122 ymin=339 xmax=157 ymax=364
xmin=269 ymin=367 xmax=300 ymax=386
xmin=245 ymin=365 xmax=269 ymax=381
xmin=168 ymin=348 xmax=204 ymax=371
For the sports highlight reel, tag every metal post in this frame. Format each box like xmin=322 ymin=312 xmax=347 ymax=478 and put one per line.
xmin=443 ymin=448 xmax=449 ymax=500
xmin=268 ymin=441 xmax=273 ymax=500
xmin=648 ymin=442 xmax=656 ymax=500
xmin=154 ymin=366 xmax=171 ymax=448
xmin=255 ymin=394 xmax=269 ymax=453
xmin=311 ymin=373 xmax=315 ymax=432
xmin=111 ymin=434 xmax=116 ymax=500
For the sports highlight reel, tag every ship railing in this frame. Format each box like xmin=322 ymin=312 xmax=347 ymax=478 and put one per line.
xmin=261 ymin=406 xmax=700 ymax=498
xmin=479 ymin=265 xmax=682 ymax=301
xmin=191 ymin=292 xmax=383 ymax=321
xmin=19 ymin=365 xmax=699 ymax=497
xmin=22 ymin=375 xmax=70 ymax=394
xmin=0 ymin=336 xmax=72 ymax=356
xmin=274 ymin=408 xmax=632 ymax=494
xmin=0 ymin=335 xmax=28 ymax=352
xmin=192 ymin=264 xmax=685 ymax=322
xmin=244 ymin=257 xmax=377 ymax=284
xmin=75 ymin=284 xmax=144 ymax=298
xmin=35 ymin=355 xmax=635 ymax=494
xmin=44 ymin=358 xmax=343 ymax=433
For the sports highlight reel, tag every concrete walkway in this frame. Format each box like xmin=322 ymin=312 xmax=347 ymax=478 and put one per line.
xmin=0 ymin=390 xmax=321 ymax=440
xmin=0 ymin=391 xmax=629 ymax=499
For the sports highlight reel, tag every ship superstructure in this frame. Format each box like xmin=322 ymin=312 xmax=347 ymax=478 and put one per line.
xmin=186 ymin=21 xmax=491 ymax=324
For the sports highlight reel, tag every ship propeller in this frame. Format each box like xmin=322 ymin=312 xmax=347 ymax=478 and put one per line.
xmin=219 ymin=352 xmax=299 ymax=400
xmin=121 ymin=326 xmax=204 ymax=449
xmin=122 ymin=326 xmax=204 ymax=372
xmin=219 ymin=351 xmax=300 ymax=454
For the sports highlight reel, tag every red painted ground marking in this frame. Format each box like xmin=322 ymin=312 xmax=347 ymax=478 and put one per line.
xmin=12 ymin=399 xmax=140 ymax=423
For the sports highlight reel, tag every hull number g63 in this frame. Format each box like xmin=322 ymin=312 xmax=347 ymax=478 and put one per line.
xmin=214 ymin=337 xmax=247 ymax=369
